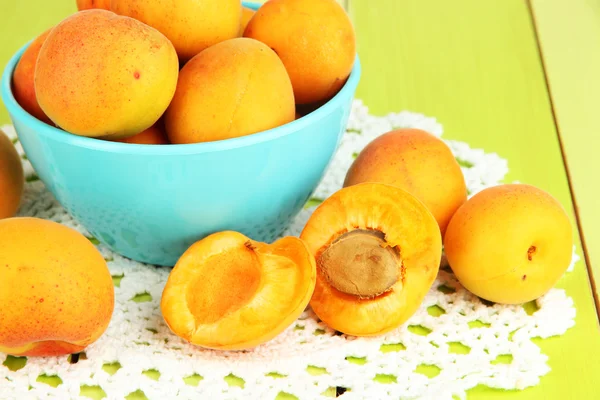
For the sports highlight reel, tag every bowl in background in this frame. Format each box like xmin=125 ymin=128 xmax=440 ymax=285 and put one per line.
xmin=0 ymin=1 xmax=361 ymax=266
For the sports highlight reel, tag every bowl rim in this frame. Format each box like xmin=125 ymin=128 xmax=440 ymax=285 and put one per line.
xmin=1 ymin=1 xmax=361 ymax=155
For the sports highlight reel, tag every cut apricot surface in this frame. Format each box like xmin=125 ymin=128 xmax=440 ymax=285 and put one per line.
xmin=160 ymin=231 xmax=316 ymax=350
xmin=300 ymin=183 xmax=442 ymax=336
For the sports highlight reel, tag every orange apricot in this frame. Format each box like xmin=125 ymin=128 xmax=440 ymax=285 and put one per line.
xmin=244 ymin=0 xmax=356 ymax=104
xmin=0 ymin=129 xmax=24 ymax=219
xmin=76 ymin=0 xmax=111 ymax=10
xmin=160 ymin=231 xmax=316 ymax=350
xmin=443 ymin=184 xmax=573 ymax=304
xmin=344 ymin=128 xmax=468 ymax=236
xmin=239 ymin=6 xmax=255 ymax=36
xmin=12 ymin=28 xmax=53 ymax=124
xmin=165 ymin=37 xmax=295 ymax=144
xmin=111 ymin=0 xmax=241 ymax=62
xmin=112 ymin=119 xmax=169 ymax=144
xmin=35 ymin=10 xmax=179 ymax=139
xmin=300 ymin=182 xmax=442 ymax=336
xmin=0 ymin=217 xmax=114 ymax=356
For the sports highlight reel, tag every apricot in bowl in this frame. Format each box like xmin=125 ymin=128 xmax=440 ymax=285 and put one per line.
xmin=160 ymin=231 xmax=316 ymax=350
xmin=300 ymin=182 xmax=442 ymax=336
xmin=0 ymin=3 xmax=361 ymax=267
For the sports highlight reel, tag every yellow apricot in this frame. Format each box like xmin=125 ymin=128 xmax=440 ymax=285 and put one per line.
xmin=160 ymin=231 xmax=316 ymax=350
xmin=0 ymin=217 xmax=114 ymax=356
xmin=35 ymin=10 xmax=179 ymax=139
xmin=111 ymin=0 xmax=241 ymax=62
xmin=344 ymin=128 xmax=468 ymax=236
xmin=300 ymin=182 xmax=442 ymax=336
xmin=111 ymin=119 xmax=169 ymax=145
xmin=165 ymin=37 xmax=295 ymax=144
xmin=239 ymin=6 xmax=255 ymax=36
xmin=244 ymin=0 xmax=356 ymax=104
xmin=0 ymin=129 xmax=24 ymax=219
xmin=12 ymin=28 xmax=53 ymax=124
xmin=443 ymin=184 xmax=573 ymax=304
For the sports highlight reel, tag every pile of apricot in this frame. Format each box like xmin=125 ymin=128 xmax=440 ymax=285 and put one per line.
xmin=13 ymin=0 xmax=356 ymax=144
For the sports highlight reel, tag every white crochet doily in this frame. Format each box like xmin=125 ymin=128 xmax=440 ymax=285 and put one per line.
xmin=0 ymin=99 xmax=578 ymax=400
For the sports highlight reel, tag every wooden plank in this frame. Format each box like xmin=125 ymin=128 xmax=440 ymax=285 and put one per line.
xmin=348 ymin=0 xmax=600 ymax=398
xmin=529 ymin=0 xmax=600 ymax=315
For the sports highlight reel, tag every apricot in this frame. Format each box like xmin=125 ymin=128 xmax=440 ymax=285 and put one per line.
xmin=0 ymin=218 xmax=114 ymax=356
xmin=76 ymin=0 xmax=111 ymax=10
xmin=161 ymin=231 xmax=316 ymax=350
xmin=344 ymin=128 xmax=468 ymax=236
xmin=12 ymin=28 xmax=53 ymax=124
xmin=244 ymin=0 xmax=356 ymax=104
xmin=239 ymin=6 xmax=255 ymax=36
xmin=0 ymin=129 xmax=24 ymax=220
xmin=35 ymin=10 xmax=179 ymax=139
xmin=300 ymin=182 xmax=442 ymax=336
xmin=112 ymin=119 xmax=169 ymax=144
xmin=443 ymin=184 xmax=573 ymax=304
xmin=165 ymin=37 xmax=295 ymax=144
xmin=111 ymin=0 xmax=241 ymax=62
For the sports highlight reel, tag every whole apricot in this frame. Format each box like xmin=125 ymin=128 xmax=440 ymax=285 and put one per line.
xmin=0 ymin=218 xmax=114 ymax=356
xmin=12 ymin=28 xmax=53 ymax=124
xmin=443 ymin=184 xmax=573 ymax=304
xmin=76 ymin=0 xmax=111 ymax=10
xmin=344 ymin=128 xmax=467 ymax=236
xmin=165 ymin=37 xmax=295 ymax=144
xmin=112 ymin=119 xmax=169 ymax=144
xmin=244 ymin=0 xmax=356 ymax=104
xmin=111 ymin=0 xmax=241 ymax=62
xmin=300 ymin=182 xmax=442 ymax=336
xmin=161 ymin=231 xmax=316 ymax=350
xmin=239 ymin=6 xmax=255 ymax=36
xmin=35 ymin=10 xmax=179 ymax=139
xmin=0 ymin=130 xmax=24 ymax=220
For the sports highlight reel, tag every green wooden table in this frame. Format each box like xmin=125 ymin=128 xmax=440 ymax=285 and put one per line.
xmin=1 ymin=0 xmax=599 ymax=398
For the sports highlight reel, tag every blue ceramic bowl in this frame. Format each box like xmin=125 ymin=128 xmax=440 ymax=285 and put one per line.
xmin=1 ymin=2 xmax=361 ymax=266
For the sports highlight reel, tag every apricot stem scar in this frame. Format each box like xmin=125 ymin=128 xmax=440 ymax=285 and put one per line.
xmin=527 ymin=246 xmax=536 ymax=261
xmin=318 ymin=229 xmax=401 ymax=298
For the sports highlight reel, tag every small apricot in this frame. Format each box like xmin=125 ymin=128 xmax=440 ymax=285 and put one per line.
xmin=344 ymin=128 xmax=467 ymax=236
xmin=112 ymin=119 xmax=169 ymax=144
xmin=244 ymin=0 xmax=356 ymax=104
xmin=35 ymin=10 xmax=179 ymax=139
xmin=12 ymin=28 xmax=53 ymax=124
xmin=165 ymin=37 xmax=295 ymax=144
xmin=111 ymin=0 xmax=241 ymax=62
xmin=443 ymin=184 xmax=573 ymax=304
xmin=0 ymin=217 xmax=114 ymax=356
xmin=0 ymin=129 xmax=24 ymax=219
xmin=76 ymin=0 xmax=111 ymax=10
xmin=160 ymin=231 xmax=316 ymax=350
xmin=300 ymin=182 xmax=442 ymax=336
xmin=239 ymin=6 xmax=255 ymax=36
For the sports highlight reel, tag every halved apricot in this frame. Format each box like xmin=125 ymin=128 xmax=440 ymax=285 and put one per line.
xmin=300 ymin=183 xmax=442 ymax=336
xmin=160 ymin=231 xmax=316 ymax=350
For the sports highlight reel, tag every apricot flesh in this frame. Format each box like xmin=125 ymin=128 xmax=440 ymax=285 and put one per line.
xmin=111 ymin=0 xmax=241 ymax=62
xmin=443 ymin=184 xmax=573 ymax=304
xmin=160 ymin=231 xmax=316 ymax=350
xmin=12 ymin=28 xmax=53 ymax=124
xmin=0 ymin=129 xmax=24 ymax=219
xmin=244 ymin=0 xmax=356 ymax=104
xmin=0 ymin=217 xmax=114 ymax=356
xmin=344 ymin=128 xmax=468 ymax=236
xmin=76 ymin=0 xmax=111 ymax=10
xmin=35 ymin=9 xmax=179 ymax=139
xmin=300 ymin=182 xmax=442 ymax=336
xmin=165 ymin=37 xmax=295 ymax=144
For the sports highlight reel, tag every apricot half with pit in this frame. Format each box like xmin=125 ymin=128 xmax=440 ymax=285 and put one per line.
xmin=300 ymin=182 xmax=442 ymax=336
xmin=160 ymin=231 xmax=316 ymax=350
xmin=443 ymin=183 xmax=573 ymax=304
